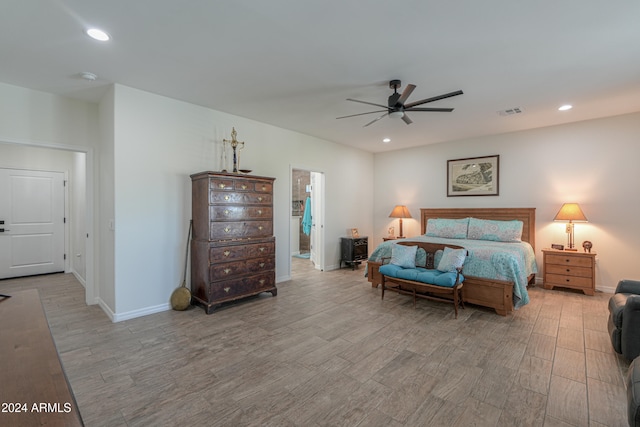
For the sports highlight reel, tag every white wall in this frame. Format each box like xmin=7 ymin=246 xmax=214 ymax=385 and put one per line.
xmin=110 ymin=84 xmax=374 ymax=319
xmin=373 ymin=112 xmax=640 ymax=292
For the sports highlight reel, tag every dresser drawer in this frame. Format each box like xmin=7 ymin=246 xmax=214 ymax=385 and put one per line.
xmin=545 ymin=264 xmax=592 ymax=278
xmin=209 ymin=257 xmax=274 ymax=280
xmin=210 ymin=260 xmax=245 ymax=280
xmin=209 ymin=221 xmax=273 ymax=240
xmin=546 ymin=273 xmax=593 ymax=289
xmin=545 ymin=254 xmax=592 ymax=268
xmin=209 ymin=205 xmax=272 ymax=221
xmin=209 ymin=241 xmax=275 ymax=262
xmin=208 ymin=272 xmax=275 ymax=300
xmin=209 ymin=178 xmax=235 ymax=191
xmin=210 ymin=191 xmax=273 ymax=205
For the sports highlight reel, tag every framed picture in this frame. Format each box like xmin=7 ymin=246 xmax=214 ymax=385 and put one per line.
xmin=447 ymin=155 xmax=499 ymax=197
xmin=351 ymin=228 xmax=359 ymax=238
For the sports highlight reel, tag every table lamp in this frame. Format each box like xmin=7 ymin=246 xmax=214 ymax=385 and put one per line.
xmin=553 ymin=203 xmax=588 ymax=251
xmin=389 ymin=205 xmax=412 ymax=238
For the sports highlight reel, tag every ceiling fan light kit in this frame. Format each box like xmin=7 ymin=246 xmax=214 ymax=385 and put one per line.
xmin=336 ymin=80 xmax=463 ymax=127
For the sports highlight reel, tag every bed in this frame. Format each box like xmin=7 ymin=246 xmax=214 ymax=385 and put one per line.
xmin=367 ymin=207 xmax=537 ymax=315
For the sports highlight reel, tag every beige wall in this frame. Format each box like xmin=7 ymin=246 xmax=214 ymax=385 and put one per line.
xmin=373 ymin=112 xmax=640 ymax=292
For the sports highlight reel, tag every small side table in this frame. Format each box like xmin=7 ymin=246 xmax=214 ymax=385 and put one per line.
xmin=340 ymin=236 xmax=368 ymax=270
xmin=542 ymin=248 xmax=596 ymax=295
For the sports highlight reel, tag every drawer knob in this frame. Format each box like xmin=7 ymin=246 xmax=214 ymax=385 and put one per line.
xmin=565 ymin=259 xmax=570 ymax=262
xmin=258 ymin=196 xmax=263 ymax=202
xmin=224 ymin=209 xmax=230 ymax=215
xmin=224 ymin=227 xmax=231 ymax=233
xmin=259 ymin=279 xmax=265 ymax=285
xmin=258 ymin=226 xmax=263 ymax=231
xmin=259 ymin=262 xmax=265 ymax=268
xmin=262 ymin=185 xmax=266 ymax=191
xmin=258 ymin=209 xmax=262 ymax=215
xmin=224 ymin=287 xmax=231 ymax=293
xmin=241 ymin=184 xmax=247 ymax=190
xmin=219 ymin=183 xmax=225 ymax=189
xmin=224 ymin=195 xmax=230 ymax=201
xmin=223 ymin=250 xmax=230 ymax=257
xmin=224 ymin=268 xmax=231 ymax=274
xmin=259 ymin=247 xmax=265 ymax=252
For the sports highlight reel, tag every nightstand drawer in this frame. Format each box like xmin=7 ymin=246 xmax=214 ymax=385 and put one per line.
xmin=545 ymin=254 xmax=592 ymax=268
xmin=546 ymin=273 xmax=593 ymax=289
xmin=545 ymin=264 xmax=592 ymax=278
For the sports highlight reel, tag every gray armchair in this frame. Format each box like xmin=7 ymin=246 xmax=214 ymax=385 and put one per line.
xmin=608 ymin=279 xmax=640 ymax=360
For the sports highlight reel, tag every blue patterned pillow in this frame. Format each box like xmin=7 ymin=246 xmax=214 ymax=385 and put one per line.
xmin=425 ymin=218 xmax=469 ymax=239
xmin=436 ymin=247 xmax=467 ymax=272
xmin=390 ymin=244 xmax=418 ymax=269
xmin=467 ymin=218 xmax=523 ymax=242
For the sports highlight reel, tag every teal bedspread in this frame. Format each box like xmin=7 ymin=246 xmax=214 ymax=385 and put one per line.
xmin=369 ymin=236 xmax=537 ymax=308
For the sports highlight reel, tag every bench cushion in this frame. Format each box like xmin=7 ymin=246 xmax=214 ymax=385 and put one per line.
xmin=380 ymin=264 xmax=463 ymax=288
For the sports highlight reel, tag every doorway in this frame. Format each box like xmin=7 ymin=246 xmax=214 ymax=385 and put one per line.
xmin=291 ymin=168 xmax=324 ymax=272
xmin=0 ymin=141 xmax=94 ymax=305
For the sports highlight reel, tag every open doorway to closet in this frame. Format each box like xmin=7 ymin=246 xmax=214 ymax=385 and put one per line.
xmin=291 ymin=168 xmax=324 ymax=271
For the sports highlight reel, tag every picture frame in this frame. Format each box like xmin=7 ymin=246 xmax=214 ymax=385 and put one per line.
xmin=447 ymin=155 xmax=499 ymax=197
xmin=351 ymin=228 xmax=359 ymax=238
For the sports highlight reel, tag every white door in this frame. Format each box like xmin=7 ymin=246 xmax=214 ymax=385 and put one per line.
xmin=310 ymin=171 xmax=324 ymax=271
xmin=0 ymin=168 xmax=65 ymax=279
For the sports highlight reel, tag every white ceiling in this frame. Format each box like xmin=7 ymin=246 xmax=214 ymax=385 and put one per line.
xmin=2 ymin=0 xmax=640 ymax=153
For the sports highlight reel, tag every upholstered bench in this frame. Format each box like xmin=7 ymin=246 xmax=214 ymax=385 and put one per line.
xmin=379 ymin=241 xmax=467 ymax=318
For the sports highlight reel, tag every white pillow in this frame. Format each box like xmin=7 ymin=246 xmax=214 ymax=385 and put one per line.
xmin=437 ymin=247 xmax=467 ymax=272
xmin=390 ymin=244 xmax=418 ymax=269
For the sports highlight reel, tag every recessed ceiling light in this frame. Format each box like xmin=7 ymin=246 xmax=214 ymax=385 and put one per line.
xmin=382 ymin=138 xmax=391 ymax=143
xmin=558 ymin=104 xmax=573 ymax=111
xmin=86 ymin=28 xmax=110 ymax=41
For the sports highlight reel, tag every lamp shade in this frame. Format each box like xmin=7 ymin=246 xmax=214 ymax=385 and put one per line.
xmin=389 ymin=205 xmax=412 ymax=219
xmin=553 ymin=203 xmax=588 ymax=222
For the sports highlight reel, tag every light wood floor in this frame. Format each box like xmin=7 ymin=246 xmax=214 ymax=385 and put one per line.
xmin=0 ymin=259 xmax=630 ymax=427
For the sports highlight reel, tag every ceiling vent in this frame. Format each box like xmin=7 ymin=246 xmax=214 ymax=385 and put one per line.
xmin=498 ymin=107 xmax=523 ymax=116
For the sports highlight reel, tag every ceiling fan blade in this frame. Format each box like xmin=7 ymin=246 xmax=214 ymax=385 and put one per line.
xmin=405 ymin=107 xmax=454 ymax=112
xmin=363 ymin=112 xmax=388 ymax=127
xmin=404 ymin=90 xmax=463 ymax=108
xmin=336 ymin=110 xmax=388 ymax=119
xmin=396 ymin=84 xmax=416 ymax=105
xmin=402 ymin=114 xmax=413 ymax=125
xmin=346 ymin=98 xmax=389 ymax=109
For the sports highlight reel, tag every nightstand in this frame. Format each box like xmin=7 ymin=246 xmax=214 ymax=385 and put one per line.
xmin=383 ymin=236 xmax=406 ymax=242
xmin=542 ymin=248 xmax=596 ymax=296
xmin=340 ymin=237 xmax=368 ymax=270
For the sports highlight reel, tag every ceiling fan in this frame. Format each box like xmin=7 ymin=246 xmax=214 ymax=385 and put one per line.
xmin=336 ymin=80 xmax=463 ymax=127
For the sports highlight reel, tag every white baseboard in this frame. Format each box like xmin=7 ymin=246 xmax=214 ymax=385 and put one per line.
xmin=95 ymin=298 xmax=171 ymax=323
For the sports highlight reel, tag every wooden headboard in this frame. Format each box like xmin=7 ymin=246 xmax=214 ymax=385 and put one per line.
xmin=420 ymin=208 xmax=536 ymax=251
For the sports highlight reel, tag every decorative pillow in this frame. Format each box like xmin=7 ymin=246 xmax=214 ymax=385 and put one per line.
xmin=467 ymin=218 xmax=523 ymax=242
xmin=390 ymin=244 xmax=418 ymax=269
xmin=436 ymin=246 xmax=467 ymax=272
xmin=425 ymin=218 xmax=469 ymax=239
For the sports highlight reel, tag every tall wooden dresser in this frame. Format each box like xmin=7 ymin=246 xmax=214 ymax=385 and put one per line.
xmin=190 ymin=171 xmax=276 ymax=314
